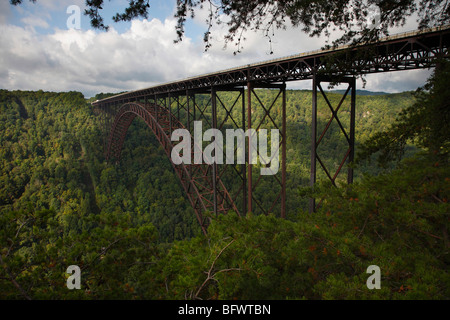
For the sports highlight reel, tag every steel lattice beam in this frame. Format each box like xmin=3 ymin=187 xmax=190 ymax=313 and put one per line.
xmin=310 ymin=76 xmax=356 ymax=213
xmin=106 ymin=102 xmax=240 ymax=234
xmin=90 ymin=25 xmax=450 ymax=230
xmin=92 ymin=26 xmax=449 ymax=107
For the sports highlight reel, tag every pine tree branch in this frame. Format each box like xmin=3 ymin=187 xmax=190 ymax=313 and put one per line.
xmin=0 ymin=254 xmax=32 ymax=300
xmin=194 ymin=238 xmax=236 ymax=299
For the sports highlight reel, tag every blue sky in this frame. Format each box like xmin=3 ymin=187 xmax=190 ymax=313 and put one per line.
xmin=0 ymin=0 xmax=432 ymax=97
xmin=7 ymin=0 xmax=185 ymax=35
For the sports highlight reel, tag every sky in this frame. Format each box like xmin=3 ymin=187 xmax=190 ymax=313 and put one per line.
xmin=0 ymin=0 xmax=433 ymax=98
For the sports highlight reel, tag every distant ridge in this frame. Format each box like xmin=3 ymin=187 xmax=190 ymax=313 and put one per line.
xmin=329 ymin=89 xmax=391 ymax=96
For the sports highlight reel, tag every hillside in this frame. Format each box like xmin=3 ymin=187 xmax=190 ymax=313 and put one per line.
xmin=0 ymin=88 xmax=448 ymax=299
xmin=0 ymin=89 xmax=415 ymax=238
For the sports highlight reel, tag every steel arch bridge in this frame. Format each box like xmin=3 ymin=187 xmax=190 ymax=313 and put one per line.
xmin=106 ymin=101 xmax=240 ymax=234
xmin=93 ymin=25 xmax=450 ymax=233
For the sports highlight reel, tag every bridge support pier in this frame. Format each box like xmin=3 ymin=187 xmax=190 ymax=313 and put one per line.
xmin=310 ymin=75 xmax=356 ymax=213
xmin=246 ymin=82 xmax=287 ymax=218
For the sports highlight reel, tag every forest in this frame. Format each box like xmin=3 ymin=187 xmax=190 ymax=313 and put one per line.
xmin=0 ymin=66 xmax=448 ymax=299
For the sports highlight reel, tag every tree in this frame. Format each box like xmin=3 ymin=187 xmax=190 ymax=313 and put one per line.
xmin=10 ymin=0 xmax=450 ymax=53
xmin=357 ymin=59 xmax=450 ymax=167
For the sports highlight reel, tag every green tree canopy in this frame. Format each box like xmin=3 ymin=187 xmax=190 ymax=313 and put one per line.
xmin=357 ymin=59 xmax=450 ymax=167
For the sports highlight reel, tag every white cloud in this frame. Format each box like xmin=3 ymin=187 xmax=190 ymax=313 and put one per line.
xmin=0 ymin=5 xmax=433 ymax=98
xmin=360 ymin=69 xmax=432 ymax=92
xmin=20 ymin=16 xmax=50 ymax=29
xmin=0 ymin=1 xmax=12 ymax=25
xmin=0 ymin=15 xmax=280 ymax=97
xmin=0 ymin=18 xmax=209 ymax=96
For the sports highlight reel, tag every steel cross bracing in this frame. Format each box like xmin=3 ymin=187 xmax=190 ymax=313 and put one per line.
xmin=92 ymin=26 xmax=449 ymax=104
xmin=106 ymin=101 xmax=240 ymax=234
xmin=93 ymin=25 xmax=449 ymax=226
xmin=309 ymin=76 xmax=356 ymax=212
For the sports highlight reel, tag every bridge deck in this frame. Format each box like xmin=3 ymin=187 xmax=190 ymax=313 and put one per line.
xmin=92 ymin=25 xmax=450 ymax=106
xmin=93 ymin=24 xmax=450 ymax=219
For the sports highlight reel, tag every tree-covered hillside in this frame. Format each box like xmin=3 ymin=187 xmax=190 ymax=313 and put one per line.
xmin=0 ymin=77 xmax=448 ymax=299
xmin=0 ymin=88 xmax=414 ymax=239
xmin=0 ymin=89 xmax=199 ymax=242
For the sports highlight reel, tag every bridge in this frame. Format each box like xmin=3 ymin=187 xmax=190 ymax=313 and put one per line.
xmin=92 ymin=25 xmax=449 ymax=234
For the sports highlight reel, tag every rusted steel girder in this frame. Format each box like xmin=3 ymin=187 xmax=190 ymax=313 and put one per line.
xmin=91 ymin=26 xmax=450 ymax=225
xmin=92 ymin=25 xmax=449 ymax=106
xmin=310 ymin=76 xmax=356 ymax=213
xmin=106 ymin=102 xmax=240 ymax=234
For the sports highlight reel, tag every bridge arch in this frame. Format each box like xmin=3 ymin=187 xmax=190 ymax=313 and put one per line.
xmin=106 ymin=102 xmax=240 ymax=234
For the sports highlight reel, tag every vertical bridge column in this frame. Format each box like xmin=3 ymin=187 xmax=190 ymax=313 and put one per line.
xmin=310 ymin=75 xmax=356 ymax=213
xmin=246 ymin=82 xmax=287 ymax=218
xmin=212 ymin=86 xmax=247 ymax=218
xmin=211 ymin=87 xmax=218 ymax=216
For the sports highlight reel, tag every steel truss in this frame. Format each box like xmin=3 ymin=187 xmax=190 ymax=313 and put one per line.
xmin=106 ymin=101 xmax=239 ymax=234
xmin=310 ymin=76 xmax=356 ymax=213
xmin=246 ymin=83 xmax=287 ymax=218
xmin=93 ymin=26 xmax=449 ymax=105
xmin=91 ymin=26 xmax=449 ymax=231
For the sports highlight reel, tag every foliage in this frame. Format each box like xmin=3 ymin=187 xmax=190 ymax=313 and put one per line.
xmin=0 ymin=207 xmax=162 ymax=299
xmin=5 ymin=1 xmax=449 ymax=301
xmin=1 ymin=85 xmax=448 ymax=300
xmin=3 ymin=154 xmax=447 ymax=300
xmin=0 ymin=89 xmax=200 ymax=243
xmin=158 ymin=153 xmax=448 ymax=300
xmin=357 ymin=59 xmax=450 ymax=167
